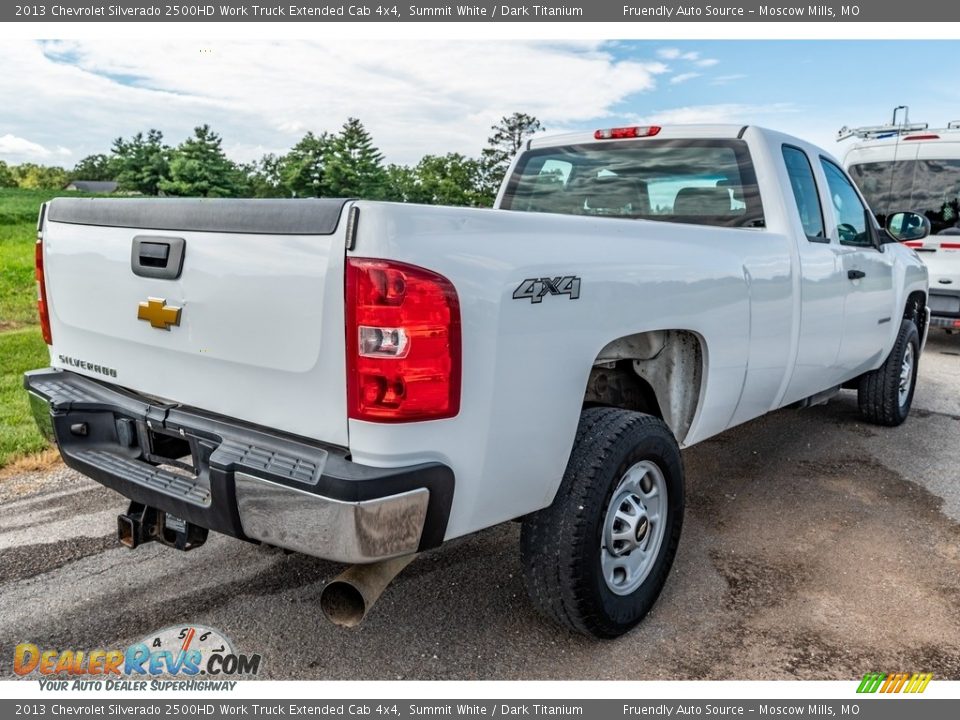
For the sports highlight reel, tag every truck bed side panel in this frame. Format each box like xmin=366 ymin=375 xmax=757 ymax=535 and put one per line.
xmin=346 ymin=202 xmax=794 ymax=539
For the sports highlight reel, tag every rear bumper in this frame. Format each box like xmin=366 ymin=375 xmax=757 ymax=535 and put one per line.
xmin=929 ymin=287 xmax=960 ymax=329
xmin=929 ymin=288 xmax=960 ymax=328
xmin=930 ymin=315 xmax=960 ymax=329
xmin=24 ymin=368 xmax=453 ymax=564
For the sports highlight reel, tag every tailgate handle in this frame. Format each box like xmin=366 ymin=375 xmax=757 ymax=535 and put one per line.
xmin=132 ymin=236 xmax=185 ymax=280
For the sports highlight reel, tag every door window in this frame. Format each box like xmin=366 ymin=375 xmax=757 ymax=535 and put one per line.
xmin=821 ymin=159 xmax=872 ymax=247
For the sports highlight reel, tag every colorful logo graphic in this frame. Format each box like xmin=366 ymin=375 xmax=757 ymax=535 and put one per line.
xmin=857 ymin=672 xmax=933 ymax=694
xmin=14 ymin=624 xmax=261 ymax=678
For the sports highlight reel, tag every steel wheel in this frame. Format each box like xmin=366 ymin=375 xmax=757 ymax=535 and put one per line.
xmin=601 ymin=460 xmax=668 ymax=596
xmin=898 ymin=342 xmax=914 ymax=408
xmin=521 ymin=409 xmax=685 ymax=637
xmin=857 ymin=318 xmax=920 ymax=427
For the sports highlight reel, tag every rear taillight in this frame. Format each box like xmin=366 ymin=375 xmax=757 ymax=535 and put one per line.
xmin=903 ymin=134 xmax=940 ymax=141
xmin=35 ymin=236 xmax=52 ymax=345
xmin=346 ymin=258 xmax=461 ymax=422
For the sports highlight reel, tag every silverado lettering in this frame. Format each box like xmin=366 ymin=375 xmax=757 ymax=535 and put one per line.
xmin=56 ymin=355 xmax=118 ymax=378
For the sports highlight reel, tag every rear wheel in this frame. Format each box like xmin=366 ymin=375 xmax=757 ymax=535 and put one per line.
xmin=520 ymin=408 xmax=684 ymax=638
xmin=857 ymin=318 xmax=920 ymax=426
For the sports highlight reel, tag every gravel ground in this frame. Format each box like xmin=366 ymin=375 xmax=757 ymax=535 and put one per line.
xmin=1 ymin=333 xmax=959 ymax=680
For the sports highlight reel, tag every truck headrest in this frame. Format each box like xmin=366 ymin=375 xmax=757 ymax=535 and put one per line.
xmin=576 ymin=175 xmax=650 ymax=215
xmin=673 ymin=187 xmax=733 ymax=216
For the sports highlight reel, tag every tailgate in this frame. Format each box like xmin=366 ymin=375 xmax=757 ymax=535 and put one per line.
xmin=41 ymin=198 xmax=351 ymax=448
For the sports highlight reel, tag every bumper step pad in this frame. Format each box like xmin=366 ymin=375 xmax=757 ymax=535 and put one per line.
xmin=73 ymin=448 xmax=211 ymax=506
xmin=212 ymin=439 xmax=323 ymax=487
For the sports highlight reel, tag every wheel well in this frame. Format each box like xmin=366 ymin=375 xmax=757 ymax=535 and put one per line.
xmin=905 ymin=290 xmax=927 ymax=338
xmin=584 ymin=330 xmax=703 ymax=444
xmin=584 ymin=362 xmax=663 ymax=417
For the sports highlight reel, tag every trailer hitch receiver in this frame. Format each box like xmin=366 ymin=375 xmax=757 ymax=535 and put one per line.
xmin=117 ymin=501 xmax=208 ymax=551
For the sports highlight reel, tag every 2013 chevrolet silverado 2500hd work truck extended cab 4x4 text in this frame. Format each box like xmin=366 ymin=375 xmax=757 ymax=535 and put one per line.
xmin=25 ymin=124 xmax=931 ymax=638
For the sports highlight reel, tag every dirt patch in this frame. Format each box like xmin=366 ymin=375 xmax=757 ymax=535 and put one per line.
xmin=711 ymin=553 xmax=808 ymax=613
xmin=908 ymin=644 xmax=960 ymax=678
xmin=672 ymin=405 xmax=960 ymax=680
xmin=0 ymin=449 xmax=61 ymax=482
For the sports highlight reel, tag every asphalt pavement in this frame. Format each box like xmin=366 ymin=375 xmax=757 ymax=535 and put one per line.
xmin=2 ymin=333 xmax=959 ymax=680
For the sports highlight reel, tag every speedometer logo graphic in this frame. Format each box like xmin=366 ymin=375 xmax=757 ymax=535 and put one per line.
xmin=134 ymin=624 xmax=234 ymax=675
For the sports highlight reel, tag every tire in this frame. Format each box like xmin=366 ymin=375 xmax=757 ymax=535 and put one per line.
xmin=857 ymin=318 xmax=920 ymax=427
xmin=520 ymin=407 xmax=684 ymax=638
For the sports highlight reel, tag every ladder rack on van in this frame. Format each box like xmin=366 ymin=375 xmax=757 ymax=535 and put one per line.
xmin=837 ymin=105 xmax=937 ymax=142
xmin=836 ymin=122 xmax=929 ymax=141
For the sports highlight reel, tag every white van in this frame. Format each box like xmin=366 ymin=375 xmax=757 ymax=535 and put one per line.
xmin=841 ymin=107 xmax=960 ymax=331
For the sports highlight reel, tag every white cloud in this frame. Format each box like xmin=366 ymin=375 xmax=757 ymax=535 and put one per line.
xmin=658 ymin=48 xmax=702 ymax=62
xmin=630 ymin=102 xmax=797 ymax=125
xmin=696 ymin=58 xmax=720 ymax=68
xmin=0 ymin=40 xmax=669 ymax=166
xmin=0 ymin=134 xmax=71 ymax=163
xmin=670 ymin=73 xmax=701 ymax=85
xmin=711 ymin=74 xmax=748 ymax=85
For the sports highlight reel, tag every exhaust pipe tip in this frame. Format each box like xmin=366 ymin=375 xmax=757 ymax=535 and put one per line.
xmin=320 ymin=554 xmax=417 ymax=628
xmin=320 ymin=581 xmax=368 ymax=628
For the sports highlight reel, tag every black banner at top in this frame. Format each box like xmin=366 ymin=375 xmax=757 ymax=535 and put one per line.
xmin=4 ymin=1 xmax=957 ymax=23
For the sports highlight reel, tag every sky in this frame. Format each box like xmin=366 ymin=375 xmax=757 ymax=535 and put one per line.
xmin=2 ymin=39 xmax=960 ymax=168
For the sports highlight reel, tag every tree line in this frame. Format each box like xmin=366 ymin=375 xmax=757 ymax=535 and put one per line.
xmin=0 ymin=113 xmax=543 ymax=208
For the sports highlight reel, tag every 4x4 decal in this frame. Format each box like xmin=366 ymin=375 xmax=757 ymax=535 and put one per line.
xmin=512 ymin=276 xmax=581 ymax=304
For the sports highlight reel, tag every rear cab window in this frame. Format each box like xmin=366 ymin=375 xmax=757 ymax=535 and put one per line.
xmin=500 ymin=139 xmax=765 ymax=229
xmin=782 ymin=145 xmax=826 ymax=242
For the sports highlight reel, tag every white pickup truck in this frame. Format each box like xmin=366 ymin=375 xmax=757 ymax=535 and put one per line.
xmin=26 ymin=124 xmax=930 ymax=638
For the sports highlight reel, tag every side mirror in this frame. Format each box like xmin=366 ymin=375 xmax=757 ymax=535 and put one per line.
xmin=886 ymin=211 xmax=931 ymax=243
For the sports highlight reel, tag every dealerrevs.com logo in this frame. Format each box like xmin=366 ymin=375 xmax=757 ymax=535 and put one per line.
xmin=14 ymin=625 xmax=262 ymax=691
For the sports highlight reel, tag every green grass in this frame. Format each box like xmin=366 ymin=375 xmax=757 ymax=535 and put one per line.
xmin=0 ymin=328 xmax=51 ymax=466
xmin=0 ymin=188 xmax=69 ymax=225
xmin=0 ymin=222 xmax=38 ymax=331
xmin=0 ymin=188 xmax=96 ymax=467
xmin=0 ymin=188 xmax=115 ymax=467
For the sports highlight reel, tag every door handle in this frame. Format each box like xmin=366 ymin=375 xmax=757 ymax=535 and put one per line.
xmin=847 ymin=270 xmax=866 ymax=280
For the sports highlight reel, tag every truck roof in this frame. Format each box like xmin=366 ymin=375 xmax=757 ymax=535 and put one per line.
xmin=523 ymin=124 xmax=845 ymax=169
xmin=527 ymin=124 xmax=750 ymax=149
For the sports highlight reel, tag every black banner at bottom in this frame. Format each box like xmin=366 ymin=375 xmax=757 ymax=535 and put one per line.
xmin=2 ymin=699 xmax=959 ymax=720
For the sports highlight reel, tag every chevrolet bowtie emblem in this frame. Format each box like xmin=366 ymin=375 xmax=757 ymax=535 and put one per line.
xmin=137 ymin=297 xmax=182 ymax=330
